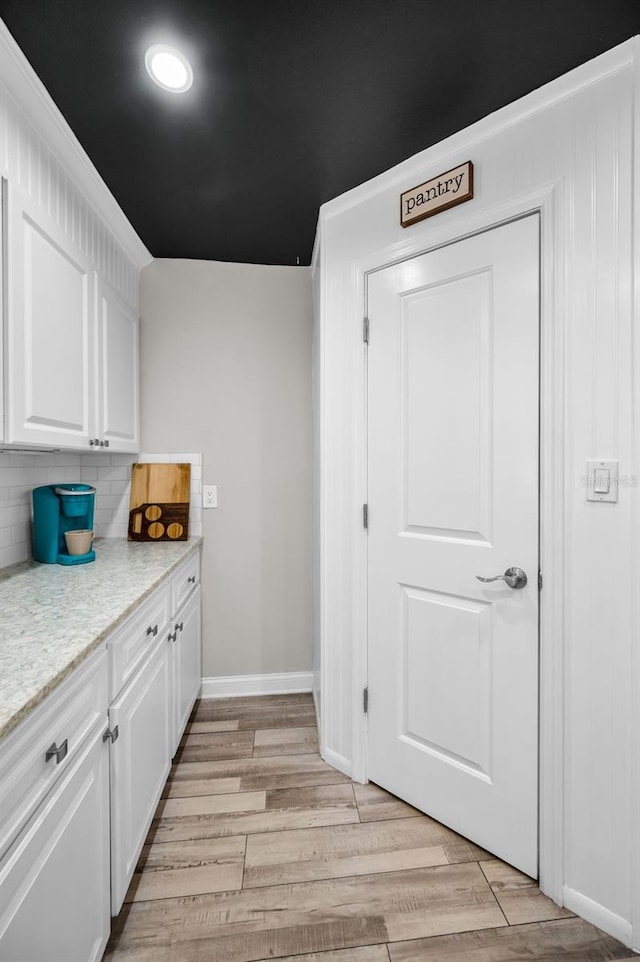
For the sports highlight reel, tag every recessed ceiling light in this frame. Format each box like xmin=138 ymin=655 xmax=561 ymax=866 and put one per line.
xmin=145 ymin=44 xmax=193 ymax=93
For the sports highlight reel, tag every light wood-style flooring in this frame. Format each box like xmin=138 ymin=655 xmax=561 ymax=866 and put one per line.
xmin=105 ymin=693 xmax=638 ymax=962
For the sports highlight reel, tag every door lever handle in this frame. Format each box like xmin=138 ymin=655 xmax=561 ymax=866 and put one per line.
xmin=476 ymin=567 xmax=528 ymax=589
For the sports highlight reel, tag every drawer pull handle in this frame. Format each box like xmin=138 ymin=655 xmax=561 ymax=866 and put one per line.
xmin=187 ymin=576 xmax=196 ymax=584
xmin=147 ymin=625 xmax=158 ymax=637
xmin=45 ymin=739 xmax=68 ymax=764
xmin=175 ymin=622 xmax=184 ymax=633
xmin=103 ymin=725 xmax=119 ymax=744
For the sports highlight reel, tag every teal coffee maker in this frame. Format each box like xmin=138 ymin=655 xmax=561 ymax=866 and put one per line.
xmin=32 ymin=484 xmax=96 ymax=565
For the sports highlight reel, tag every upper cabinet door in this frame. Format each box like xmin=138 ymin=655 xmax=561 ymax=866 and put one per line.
xmin=5 ymin=182 xmax=95 ymax=449
xmin=97 ymin=280 xmax=140 ymax=453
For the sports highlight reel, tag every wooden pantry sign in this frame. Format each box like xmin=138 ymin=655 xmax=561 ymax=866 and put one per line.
xmin=401 ymin=161 xmax=473 ymax=227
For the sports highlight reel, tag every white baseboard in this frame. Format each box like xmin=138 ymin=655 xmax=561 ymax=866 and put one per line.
xmin=321 ymin=747 xmax=353 ymax=779
xmin=200 ymin=671 xmax=313 ymax=699
xmin=563 ymin=886 xmax=633 ymax=947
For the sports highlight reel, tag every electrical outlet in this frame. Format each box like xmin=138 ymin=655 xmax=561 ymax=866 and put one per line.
xmin=203 ymin=485 xmax=217 ymax=509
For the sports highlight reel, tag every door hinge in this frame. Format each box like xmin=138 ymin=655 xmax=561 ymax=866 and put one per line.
xmin=538 ymin=570 xmax=543 ymax=591
xmin=363 ymin=316 xmax=369 ymax=344
xmin=363 ymin=503 xmax=368 ymax=529
xmin=363 ymin=687 xmax=369 ymax=714
xmin=103 ymin=725 xmax=119 ymax=744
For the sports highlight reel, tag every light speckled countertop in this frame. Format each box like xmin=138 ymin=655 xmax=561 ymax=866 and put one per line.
xmin=0 ymin=538 xmax=202 ymax=742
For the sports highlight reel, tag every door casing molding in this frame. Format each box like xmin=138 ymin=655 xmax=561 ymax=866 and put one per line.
xmin=321 ymin=184 xmax=565 ymax=902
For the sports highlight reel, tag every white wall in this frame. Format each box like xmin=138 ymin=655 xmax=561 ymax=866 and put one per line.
xmin=140 ymin=259 xmax=313 ymax=682
xmin=314 ymin=38 xmax=640 ymax=950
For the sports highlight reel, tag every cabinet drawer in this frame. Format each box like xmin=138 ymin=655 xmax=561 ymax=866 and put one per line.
xmin=0 ymin=646 xmax=108 ymax=860
xmin=0 ymin=726 xmax=110 ymax=962
xmin=171 ymin=551 xmax=201 ymax=617
xmin=108 ymin=583 xmax=170 ymax=699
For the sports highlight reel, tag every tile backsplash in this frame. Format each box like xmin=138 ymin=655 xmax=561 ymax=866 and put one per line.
xmin=0 ymin=450 xmax=202 ymax=569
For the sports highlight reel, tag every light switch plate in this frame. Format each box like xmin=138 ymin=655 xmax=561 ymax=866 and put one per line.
xmin=586 ymin=460 xmax=618 ymax=502
xmin=203 ymin=485 xmax=217 ymax=509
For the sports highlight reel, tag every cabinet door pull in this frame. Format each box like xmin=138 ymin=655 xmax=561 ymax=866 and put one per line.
xmin=147 ymin=624 xmax=158 ymax=637
xmin=187 ymin=576 xmax=196 ymax=584
xmin=168 ymin=631 xmax=177 ymax=643
xmin=175 ymin=622 xmax=184 ymax=633
xmin=103 ymin=725 xmax=119 ymax=744
xmin=45 ymin=739 xmax=68 ymax=764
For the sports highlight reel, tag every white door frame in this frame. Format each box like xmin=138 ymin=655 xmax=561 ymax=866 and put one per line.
xmin=325 ymin=183 xmax=565 ymax=903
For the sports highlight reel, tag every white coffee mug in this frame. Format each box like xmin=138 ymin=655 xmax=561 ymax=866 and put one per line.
xmin=64 ymin=529 xmax=94 ymax=555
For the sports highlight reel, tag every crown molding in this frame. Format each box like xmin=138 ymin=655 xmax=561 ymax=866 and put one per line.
xmin=0 ymin=18 xmax=152 ymax=271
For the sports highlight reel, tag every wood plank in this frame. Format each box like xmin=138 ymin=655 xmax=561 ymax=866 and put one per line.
xmin=387 ymin=917 xmax=636 ymax=961
xmin=185 ymin=720 xmax=240 ymax=734
xmin=195 ymin=693 xmax=314 ymax=713
xmin=125 ymin=836 xmax=245 ymax=903
xmin=205 ymin=710 xmax=318 ymax=732
xmin=254 ymin=947 xmax=391 ymax=962
xmin=264 ymin=784 xmax=356 ymax=812
xmin=155 ymin=790 xmax=266 ymax=819
xmin=253 ymin=726 xmax=319 ymax=756
xmin=163 ymin=776 xmax=242 ymax=798
xmin=178 ymin=918 xmax=389 ymax=962
xmin=151 ymin=784 xmax=358 ymax=843
xmin=151 ymin=806 xmax=359 ymax=844
xmin=244 ymin=816 xmax=488 ymax=888
xmin=238 ymin=768 xmax=351 ymax=793
xmin=104 ymin=944 xmax=171 ymax=962
xmin=167 ymin=753 xmax=347 ymax=784
xmin=193 ymin=695 xmax=316 ymax=731
xmin=478 ymin=859 xmax=573 ymax=925
xmin=176 ymin=730 xmax=255 ymax=762
xmin=105 ymin=943 xmax=390 ymax=962
xmin=111 ymin=865 xmax=504 ymax=959
xmin=163 ymin=767 xmax=350 ymax=799
xmin=355 ymin=783 xmax=422 ymax=822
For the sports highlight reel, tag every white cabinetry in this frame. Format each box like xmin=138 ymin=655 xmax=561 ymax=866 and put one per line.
xmin=109 ymin=637 xmax=171 ymax=913
xmin=4 ymin=180 xmax=94 ymax=450
xmin=0 ymin=648 xmax=110 ymax=962
xmin=0 ymin=727 xmax=111 ymax=962
xmin=0 ymin=546 xmax=202 ymax=956
xmin=3 ymin=180 xmax=140 ymax=453
xmin=170 ymin=586 xmax=202 ymax=756
xmin=107 ymin=548 xmax=201 ymax=913
xmin=97 ymin=279 xmax=140 ymax=453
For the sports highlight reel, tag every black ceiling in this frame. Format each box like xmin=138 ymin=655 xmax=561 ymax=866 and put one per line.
xmin=1 ymin=1 xmax=640 ymax=266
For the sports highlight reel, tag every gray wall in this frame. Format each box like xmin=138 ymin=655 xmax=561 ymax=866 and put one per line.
xmin=140 ymin=259 xmax=313 ymax=679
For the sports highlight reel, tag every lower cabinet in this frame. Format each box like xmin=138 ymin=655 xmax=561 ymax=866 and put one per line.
xmin=109 ymin=637 xmax=172 ymax=914
xmin=0 ymin=725 xmax=111 ymax=962
xmin=170 ymin=586 xmax=202 ymax=756
xmin=0 ymin=547 xmax=202 ymax=962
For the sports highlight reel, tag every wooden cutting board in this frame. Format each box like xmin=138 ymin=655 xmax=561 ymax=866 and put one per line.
xmin=128 ymin=463 xmax=191 ymax=542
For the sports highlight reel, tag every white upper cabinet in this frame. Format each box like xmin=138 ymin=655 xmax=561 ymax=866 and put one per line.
xmin=3 ymin=181 xmax=140 ymax=453
xmin=4 ymin=182 xmax=95 ymax=449
xmin=97 ymin=279 xmax=140 ymax=453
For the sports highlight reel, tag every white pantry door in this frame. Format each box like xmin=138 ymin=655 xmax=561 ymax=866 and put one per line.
xmin=367 ymin=215 xmax=539 ymax=877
